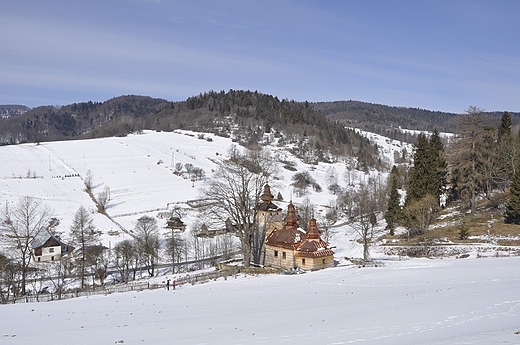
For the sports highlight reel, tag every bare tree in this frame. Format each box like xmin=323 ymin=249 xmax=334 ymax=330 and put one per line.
xmin=134 ymin=216 xmax=160 ymax=277
xmin=184 ymin=163 xmax=194 ymax=177
xmin=192 ymin=167 xmax=206 ymax=181
xmin=344 ymin=166 xmax=355 ymax=186
xmin=0 ymin=252 xmax=21 ymax=302
xmin=496 ymin=131 xmax=520 ymax=190
xmin=84 ymin=169 xmax=94 ymax=191
xmin=198 ymin=149 xmax=276 ymax=267
xmin=296 ymin=197 xmax=314 ymax=230
xmin=218 ymin=232 xmax=235 ymax=261
xmin=318 ymin=200 xmax=338 ymax=243
xmin=326 ymin=166 xmax=340 ymax=194
xmin=163 ymin=230 xmax=184 ymax=274
xmin=1 ymin=196 xmax=53 ymax=295
xmin=336 ymin=186 xmax=356 ymax=218
xmin=368 ymin=174 xmax=388 ymax=212
xmin=401 ymin=194 xmax=441 ymax=239
xmin=43 ymin=258 xmax=72 ymax=300
xmin=350 ymin=184 xmax=383 ymax=261
xmin=69 ymin=206 xmax=99 ymax=289
xmin=291 ymin=171 xmax=315 ymax=197
xmin=85 ymin=245 xmax=108 ymax=286
xmin=97 ymin=186 xmax=110 ymax=211
xmin=188 ymin=224 xmax=205 ymax=269
xmin=113 ymin=239 xmax=137 ymax=283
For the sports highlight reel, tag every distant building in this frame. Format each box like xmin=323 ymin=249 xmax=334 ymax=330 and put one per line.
xmin=196 ymin=223 xmax=230 ymax=238
xmin=32 ymin=230 xmax=72 ymax=262
xmin=265 ymin=202 xmax=334 ymax=271
xmin=166 ymin=216 xmax=186 ymax=232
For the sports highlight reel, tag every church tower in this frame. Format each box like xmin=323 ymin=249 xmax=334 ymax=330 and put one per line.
xmin=253 ymin=184 xmax=283 ymax=265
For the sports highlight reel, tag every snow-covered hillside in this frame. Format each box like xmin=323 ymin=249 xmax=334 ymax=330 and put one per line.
xmin=0 ymin=129 xmax=404 ymax=249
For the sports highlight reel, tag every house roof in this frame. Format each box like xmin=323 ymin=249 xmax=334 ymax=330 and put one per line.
xmin=265 ymin=201 xmax=305 ymax=250
xmin=266 ymin=227 xmax=306 ymax=250
xmin=266 ymin=209 xmax=335 ymax=258
xmin=31 ymin=229 xmax=66 ymax=249
xmin=167 ymin=216 xmax=185 ymax=228
xmin=296 ymin=218 xmax=334 ymax=258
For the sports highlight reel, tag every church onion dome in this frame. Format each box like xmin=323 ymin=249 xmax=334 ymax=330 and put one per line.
xmin=265 ymin=201 xmax=305 ymax=250
xmin=296 ymin=218 xmax=335 ymax=258
xmin=257 ymin=183 xmax=281 ymax=211
xmin=283 ymin=201 xmax=299 ymax=228
xmin=306 ymin=218 xmax=321 ymax=239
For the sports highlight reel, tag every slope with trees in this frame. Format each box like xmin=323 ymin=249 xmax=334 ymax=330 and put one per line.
xmin=0 ymin=91 xmax=382 ymax=170
xmin=315 ymin=100 xmax=520 ymax=144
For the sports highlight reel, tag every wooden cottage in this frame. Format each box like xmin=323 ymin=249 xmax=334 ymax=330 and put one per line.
xmin=265 ymin=202 xmax=334 ymax=271
xmin=196 ymin=223 xmax=230 ymax=238
xmin=166 ymin=216 xmax=186 ymax=232
xmin=32 ymin=230 xmax=72 ymax=262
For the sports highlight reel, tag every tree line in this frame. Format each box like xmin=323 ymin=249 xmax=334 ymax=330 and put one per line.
xmin=0 ymin=195 xmax=236 ymax=302
xmin=384 ymin=107 xmax=520 ymax=244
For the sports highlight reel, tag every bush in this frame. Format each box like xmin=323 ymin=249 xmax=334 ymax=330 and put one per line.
xmin=458 ymin=225 xmax=470 ymax=240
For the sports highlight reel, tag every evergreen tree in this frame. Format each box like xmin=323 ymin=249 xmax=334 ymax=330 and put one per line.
xmin=496 ymin=111 xmax=517 ymax=188
xmin=480 ymin=126 xmax=499 ymax=199
xmin=497 ymin=111 xmax=512 ymax=139
xmin=429 ymin=129 xmax=447 ymax=202
xmin=505 ymin=165 xmax=520 ymax=224
xmin=385 ymin=165 xmax=401 ymax=235
xmin=405 ymin=133 xmax=433 ymax=205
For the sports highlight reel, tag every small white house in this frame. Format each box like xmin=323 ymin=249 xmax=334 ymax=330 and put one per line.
xmin=32 ymin=230 xmax=72 ymax=262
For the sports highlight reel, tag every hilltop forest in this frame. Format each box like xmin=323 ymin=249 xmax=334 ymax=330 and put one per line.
xmin=314 ymin=100 xmax=520 ymax=143
xmin=0 ymin=91 xmax=380 ymax=169
xmin=1 ymin=90 xmax=520 ymax=172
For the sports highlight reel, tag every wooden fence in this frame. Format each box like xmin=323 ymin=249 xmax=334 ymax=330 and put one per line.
xmin=4 ymin=269 xmax=235 ymax=304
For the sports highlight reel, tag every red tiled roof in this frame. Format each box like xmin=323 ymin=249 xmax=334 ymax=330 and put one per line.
xmin=296 ymin=218 xmax=334 ymax=258
xmin=266 ymin=226 xmax=306 ymax=250
xmin=266 ymin=206 xmax=334 ymax=258
xmin=265 ymin=201 xmax=305 ymax=250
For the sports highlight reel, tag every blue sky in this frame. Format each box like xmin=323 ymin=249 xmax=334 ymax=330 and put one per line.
xmin=1 ymin=1 xmax=519 ymax=112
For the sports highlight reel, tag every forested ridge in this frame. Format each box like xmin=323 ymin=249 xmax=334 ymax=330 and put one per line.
xmin=0 ymin=91 xmax=380 ymax=169
xmin=315 ymin=100 xmax=520 ymax=143
xmin=2 ymin=90 xmax=520 ymax=169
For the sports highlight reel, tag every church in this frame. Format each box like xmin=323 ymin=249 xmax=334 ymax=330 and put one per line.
xmin=255 ymin=184 xmax=335 ymax=271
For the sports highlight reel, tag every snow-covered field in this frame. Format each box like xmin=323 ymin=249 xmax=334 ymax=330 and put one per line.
xmin=2 ymin=256 xmax=519 ymax=344
xmin=2 ymin=129 xmax=519 ymax=344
